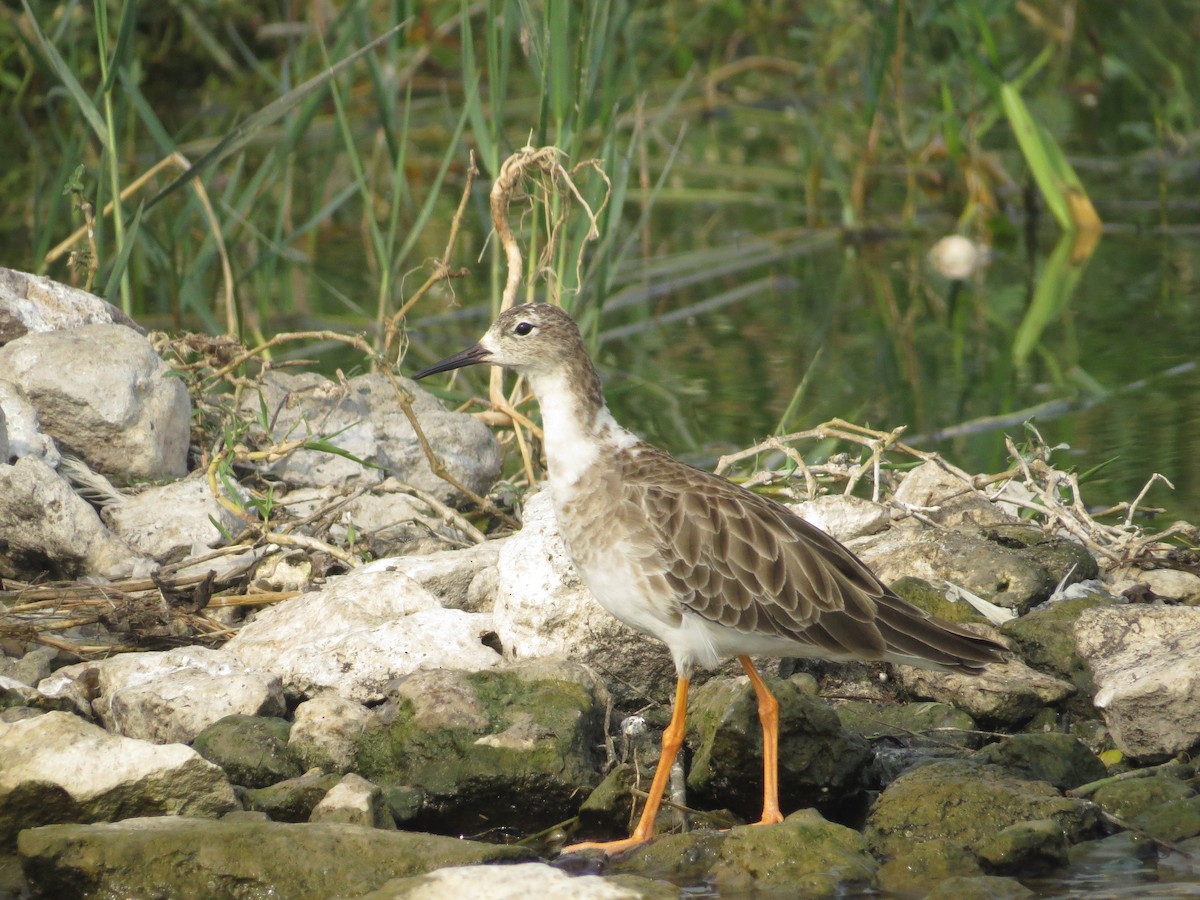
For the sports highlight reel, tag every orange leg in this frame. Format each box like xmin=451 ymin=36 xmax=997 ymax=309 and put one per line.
xmin=739 ymin=656 xmax=783 ymax=826
xmin=561 ymin=675 xmax=690 ymax=855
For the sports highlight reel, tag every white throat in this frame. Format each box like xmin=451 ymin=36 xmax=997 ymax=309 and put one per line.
xmin=527 ymin=368 xmax=636 ymax=488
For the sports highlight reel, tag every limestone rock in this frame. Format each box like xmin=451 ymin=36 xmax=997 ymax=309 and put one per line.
xmin=0 ymin=267 xmax=143 ymax=345
xmin=243 ymin=771 xmax=342 ymax=822
xmin=891 ymin=461 xmax=1015 ymax=527
xmin=289 ymin=694 xmax=373 ymax=773
xmin=42 ymin=646 xmax=284 ymax=744
xmin=103 ymin=475 xmax=244 ymax=563
xmin=309 ymin=773 xmax=395 ymax=829
xmin=0 ymin=379 xmax=59 ymax=465
xmin=0 ymin=455 xmax=145 ymax=580
xmin=973 ymin=733 xmax=1106 ymax=791
xmin=0 ymin=324 xmax=189 ymax=480
xmin=361 ymin=862 xmax=679 ymax=900
xmin=0 ymin=712 xmax=237 ymax=846
xmin=853 ymin=526 xmax=1092 ymax=614
xmin=1074 ymin=605 xmax=1200 ymax=760
xmin=385 ymin=540 xmax=503 ymax=611
xmin=17 ymin=817 xmax=535 ymax=899
xmin=242 ymin=371 xmax=501 ymax=505
xmin=226 ymin=561 xmax=501 ymax=702
xmin=789 ymin=494 xmax=890 ymax=541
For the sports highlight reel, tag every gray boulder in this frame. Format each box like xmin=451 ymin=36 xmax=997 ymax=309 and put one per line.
xmin=0 ymin=324 xmax=189 ymax=480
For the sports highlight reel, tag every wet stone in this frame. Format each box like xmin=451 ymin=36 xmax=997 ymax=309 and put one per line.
xmin=1131 ymin=796 xmax=1200 ymax=843
xmin=975 ymin=818 xmax=1070 ymax=874
xmin=924 ymin=874 xmax=1035 ymax=899
xmin=242 ymin=771 xmax=342 ymax=823
xmin=874 ymin=837 xmax=984 ymax=895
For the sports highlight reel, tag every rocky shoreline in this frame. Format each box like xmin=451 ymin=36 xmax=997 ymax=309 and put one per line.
xmin=2 ymin=270 xmax=1200 ymax=898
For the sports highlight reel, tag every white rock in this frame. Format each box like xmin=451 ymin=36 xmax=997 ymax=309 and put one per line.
xmin=370 ymin=861 xmax=653 ymax=899
xmin=226 ymin=561 xmax=501 ymax=702
xmin=103 ymin=476 xmax=245 ymax=563
xmin=491 ymin=491 xmax=678 ymax=705
xmin=386 ymin=541 xmax=503 ymax=611
xmin=243 ymin=372 xmax=501 ymax=505
xmin=0 ymin=455 xmax=146 ymax=579
xmin=1073 ymin=605 xmax=1200 ymax=760
xmin=44 ymin=646 xmax=284 ymax=744
xmin=0 ymin=324 xmax=190 ymax=480
xmin=309 ymin=773 xmax=394 ymax=829
xmin=789 ymin=495 xmax=890 ymax=541
xmin=0 ymin=379 xmax=59 ymax=466
xmin=289 ymin=694 xmax=373 ymax=772
xmin=0 ymin=711 xmax=238 ymax=844
xmin=890 ymin=461 xmax=1014 ymax=527
xmin=0 ymin=267 xmax=143 ymax=338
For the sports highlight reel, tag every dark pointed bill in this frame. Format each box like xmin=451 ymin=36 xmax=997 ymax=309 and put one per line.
xmin=412 ymin=343 xmax=491 ymax=380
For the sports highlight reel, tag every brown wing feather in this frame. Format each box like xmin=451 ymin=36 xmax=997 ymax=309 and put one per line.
xmin=620 ymin=444 xmax=1006 ymax=671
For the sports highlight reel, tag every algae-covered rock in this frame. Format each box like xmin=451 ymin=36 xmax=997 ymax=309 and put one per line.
xmin=1091 ymin=774 xmax=1195 ymax=821
xmin=685 ymin=675 xmax=871 ymax=821
xmin=975 ymin=817 xmax=1069 ymax=874
xmin=17 ymin=817 xmax=535 ymax=899
xmin=1001 ymin=595 xmax=1110 ymax=711
xmin=361 ymin=861 xmax=681 ymax=899
xmin=891 ymin=576 xmax=992 ymax=625
xmin=191 ymin=715 xmax=300 ymax=788
xmin=608 ymin=809 xmax=876 ymax=897
xmin=707 ymin=809 xmax=877 ymax=896
xmin=924 ymin=874 xmax=1034 ymax=899
xmin=864 ymin=759 xmax=1098 ymax=859
xmin=875 ymin=837 xmax=984 ymax=894
xmin=1131 ymin=796 xmax=1200 ymax=843
xmin=982 ymin=525 xmax=1098 ymax=587
xmin=974 ymin=733 xmax=1107 ymax=790
xmin=353 ymin=661 xmax=604 ymax=837
xmin=242 ymin=771 xmax=341 ymax=822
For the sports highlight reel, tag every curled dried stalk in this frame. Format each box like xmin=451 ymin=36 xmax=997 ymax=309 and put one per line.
xmin=484 ymin=145 xmax=611 ymax=484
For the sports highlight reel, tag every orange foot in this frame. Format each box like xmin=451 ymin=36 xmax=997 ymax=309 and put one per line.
xmin=559 ymin=834 xmax=652 ymax=856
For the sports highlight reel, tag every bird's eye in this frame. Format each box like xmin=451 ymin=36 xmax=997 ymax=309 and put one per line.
xmin=514 ymin=321 xmax=534 ymax=336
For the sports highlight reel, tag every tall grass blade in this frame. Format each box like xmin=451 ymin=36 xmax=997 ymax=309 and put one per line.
xmin=21 ymin=0 xmax=108 ymax=147
xmin=101 ymin=201 xmax=143 ymax=303
xmin=103 ymin=0 xmax=139 ymax=92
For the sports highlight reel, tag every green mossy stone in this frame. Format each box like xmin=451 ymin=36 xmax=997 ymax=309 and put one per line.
xmin=1132 ymin=796 xmax=1200 ymax=843
xmin=892 ymin=576 xmax=991 ymax=625
xmin=982 ymin=525 xmax=1098 ymax=586
xmin=16 ymin=818 xmax=536 ymax=899
xmin=924 ymin=874 xmax=1035 ymax=899
xmin=865 ymin=760 xmax=1098 ymax=859
xmin=876 ymin=837 xmax=984 ymax=894
xmin=974 ymin=733 xmax=1107 ymax=790
xmin=1092 ymin=774 xmax=1196 ymax=821
xmin=242 ymin=772 xmax=341 ymax=822
xmin=708 ymin=809 xmax=878 ymax=897
xmin=975 ymin=818 xmax=1069 ymax=874
xmin=835 ymin=699 xmax=978 ymax=747
xmin=191 ymin=715 xmax=300 ymax=788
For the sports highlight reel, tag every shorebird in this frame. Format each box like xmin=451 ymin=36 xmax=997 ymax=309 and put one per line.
xmin=414 ymin=303 xmax=1007 ymax=855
